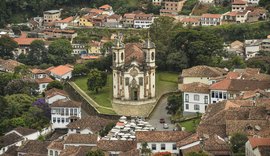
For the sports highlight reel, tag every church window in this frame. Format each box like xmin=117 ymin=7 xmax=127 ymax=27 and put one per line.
xmin=139 ymin=77 xmax=143 ymax=85
xmin=121 ymin=52 xmax=124 ymax=60
xmin=151 ymin=52 xmax=154 ymax=60
xmin=113 ymin=52 xmax=116 ymax=61
xmin=125 ymin=78 xmax=129 ymax=86
xmin=153 ymin=85 xmax=154 ymax=88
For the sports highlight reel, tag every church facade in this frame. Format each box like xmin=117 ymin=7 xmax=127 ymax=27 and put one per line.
xmin=112 ymin=37 xmax=156 ymax=105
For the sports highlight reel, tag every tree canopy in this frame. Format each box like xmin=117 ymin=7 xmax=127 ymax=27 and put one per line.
xmin=0 ymin=36 xmax=18 ymax=59
xmin=87 ymin=69 xmax=107 ymax=93
xmin=230 ymin=133 xmax=248 ymax=155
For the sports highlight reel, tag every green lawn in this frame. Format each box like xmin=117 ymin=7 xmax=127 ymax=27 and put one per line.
xmin=73 ymin=71 xmax=178 ymax=114
xmin=74 ymin=74 xmax=113 ymax=108
xmin=156 ymin=72 xmax=178 ymax=96
xmin=179 ymin=118 xmax=201 ymax=132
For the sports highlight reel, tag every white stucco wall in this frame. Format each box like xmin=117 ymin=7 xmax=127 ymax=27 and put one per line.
xmin=51 ymin=107 xmax=81 ymax=129
xmin=137 ymin=142 xmax=178 ymax=154
xmin=183 ymin=77 xmax=212 ymax=85
xmin=183 ymin=92 xmax=210 ymax=113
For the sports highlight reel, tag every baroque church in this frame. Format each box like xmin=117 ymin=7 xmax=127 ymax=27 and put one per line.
xmin=112 ymin=35 xmax=156 ymax=105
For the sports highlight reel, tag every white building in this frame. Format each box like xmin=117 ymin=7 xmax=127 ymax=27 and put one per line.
xmin=245 ymin=137 xmax=270 ymax=156
xmin=152 ymin=0 xmax=163 ymax=5
xmin=112 ymin=36 xmax=156 ymax=105
xmin=48 ymin=65 xmax=73 ymax=81
xmin=235 ymin=10 xmax=250 ymax=23
xmin=244 ymin=39 xmax=262 ymax=59
xmin=232 ymin=0 xmax=247 ymax=12
xmin=209 ymin=79 xmax=270 ymax=104
xmin=136 ymin=131 xmax=191 ymax=155
xmin=31 ymin=68 xmax=54 ymax=93
xmin=47 ymin=141 xmax=63 ymax=156
xmin=199 ymin=0 xmax=214 ymax=4
xmin=133 ymin=14 xmax=154 ymax=28
xmin=45 ymin=88 xmax=69 ymax=104
xmin=201 ymin=14 xmax=223 ymax=26
xmin=51 ymin=99 xmax=82 ymax=129
xmin=181 ymin=82 xmax=210 ymax=114
xmin=0 ymin=127 xmax=39 ymax=155
xmin=55 ymin=16 xmax=73 ymax=29
xmin=247 ymin=0 xmax=260 ymax=5
xmin=43 ymin=10 xmax=61 ymax=24
xmin=71 ymin=43 xmax=87 ymax=55
xmin=179 ymin=65 xmax=227 ymax=85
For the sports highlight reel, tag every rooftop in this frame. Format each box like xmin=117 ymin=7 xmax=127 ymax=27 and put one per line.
xmin=45 ymin=88 xmax=68 ymax=99
xmin=201 ymin=14 xmax=222 ymax=18
xmin=17 ymin=140 xmax=51 ymax=155
xmin=64 ymin=134 xmax=98 ymax=145
xmin=97 ymin=140 xmax=136 ymax=152
xmin=13 ymin=127 xmax=38 ymax=136
xmin=181 ymin=65 xmax=227 ymax=77
xmin=136 ymin=131 xmax=191 ymax=142
xmin=13 ymin=38 xmax=43 ymax=45
xmin=51 ymin=99 xmax=81 ymax=108
xmin=49 ymin=65 xmax=73 ymax=76
xmin=0 ymin=132 xmax=23 ymax=147
xmin=180 ymin=82 xmax=209 ymax=94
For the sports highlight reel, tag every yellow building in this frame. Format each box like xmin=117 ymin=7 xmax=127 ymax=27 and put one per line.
xmin=79 ymin=16 xmax=93 ymax=27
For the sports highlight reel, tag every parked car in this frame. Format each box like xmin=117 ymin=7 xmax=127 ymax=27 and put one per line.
xmin=163 ymin=123 xmax=169 ymax=129
xmin=160 ymin=118 xmax=165 ymax=123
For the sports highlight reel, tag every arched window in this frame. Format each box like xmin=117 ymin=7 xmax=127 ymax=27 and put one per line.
xmin=151 ymin=52 xmax=154 ymax=60
xmin=121 ymin=52 xmax=124 ymax=60
xmin=114 ymin=52 xmax=116 ymax=61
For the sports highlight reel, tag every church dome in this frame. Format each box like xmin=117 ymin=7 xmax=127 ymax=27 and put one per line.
xmin=125 ymin=43 xmax=144 ymax=65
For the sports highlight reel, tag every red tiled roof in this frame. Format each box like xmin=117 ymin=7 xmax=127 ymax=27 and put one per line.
xmin=49 ymin=65 xmax=73 ymax=76
xmin=56 ymin=17 xmax=73 ymax=23
xmin=64 ymin=134 xmax=97 ymax=144
xmin=249 ymin=138 xmax=270 ymax=149
xmin=181 ymin=17 xmax=200 ymax=23
xmin=202 ymin=14 xmax=222 ymax=18
xmin=45 ymin=88 xmax=68 ymax=99
xmin=51 ymin=99 xmax=81 ymax=108
xmin=136 ymin=131 xmax=191 ymax=142
xmin=31 ymin=68 xmax=46 ymax=74
xmin=232 ymin=0 xmax=247 ymax=5
xmin=180 ymin=82 xmax=209 ymax=94
xmin=35 ymin=77 xmax=54 ymax=84
xmin=99 ymin=4 xmax=112 ymax=9
xmin=89 ymin=9 xmax=104 ymax=14
xmin=13 ymin=38 xmax=43 ymax=45
xmin=125 ymin=43 xmax=144 ymax=65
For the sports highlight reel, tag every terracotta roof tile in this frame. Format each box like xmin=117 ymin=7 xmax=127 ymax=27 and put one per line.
xmin=180 ymin=82 xmax=209 ymax=93
xmin=177 ymin=133 xmax=200 ymax=147
xmin=210 ymin=79 xmax=270 ymax=91
xmin=17 ymin=140 xmax=51 ymax=155
xmin=49 ymin=65 xmax=73 ymax=76
xmin=35 ymin=77 xmax=54 ymax=84
xmin=64 ymin=134 xmax=98 ymax=144
xmin=13 ymin=38 xmax=43 ymax=45
xmin=0 ymin=132 xmax=23 ymax=147
xmin=56 ymin=17 xmax=73 ymax=23
xmin=97 ymin=140 xmax=136 ymax=152
xmin=182 ymin=65 xmax=227 ymax=77
xmin=51 ymin=99 xmax=81 ymax=108
xmin=0 ymin=59 xmax=23 ymax=72
xmin=136 ymin=131 xmax=191 ymax=142
xmin=13 ymin=127 xmax=38 ymax=136
xmin=67 ymin=116 xmax=116 ymax=133
xmin=201 ymin=14 xmax=222 ymax=18
xmin=119 ymin=149 xmax=140 ymax=156
xmin=232 ymin=0 xmax=247 ymax=5
xmin=47 ymin=140 xmax=64 ymax=150
xmin=181 ymin=17 xmax=200 ymax=23
xmin=99 ymin=4 xmax=112 ymax=10
xmin=249 ymin=137 xmax=270 ymax=149
xmin=45 ymin=88 xmax=68 ymax=99
xmin=125 ymin=43 xmax=144 ymax=65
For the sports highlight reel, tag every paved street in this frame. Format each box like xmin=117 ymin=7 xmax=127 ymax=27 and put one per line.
xmin=147 ymin=96 xmax=175 ymax=131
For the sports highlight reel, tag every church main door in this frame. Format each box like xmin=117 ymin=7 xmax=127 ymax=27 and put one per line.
xmin=131 ymin=88 xmax=138 ymax=101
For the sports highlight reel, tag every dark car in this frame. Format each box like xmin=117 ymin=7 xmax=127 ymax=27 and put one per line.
xmin=160 ymin=118 xmax=165 ymax=123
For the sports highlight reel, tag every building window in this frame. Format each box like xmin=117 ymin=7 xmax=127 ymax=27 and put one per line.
xmin=161 ymin=144 xmax=166 ymax=150
xmin=65 ymin=108 xmax=69 ymax=115
xmin=172 ymin=144 xmax=177 ymax=150
xmin=121 ymin=52 xmax=124 ymax=60
xmin=204 ymin=96 xmax=208 ymax=104
xmin=152 ymin=144 xmax=156 ymax=150
xmin=125 ymin=77 xmax=129 ymax=86
xmin=211 ymin=91 xmax=214 ymax=98
xmin=55 ymin=151 xmax=58 ymax=156
xmin=139 ymin=77 xmax=143 ymax=85
xmin=53 ymin=117 xmax=56 ymax=123
xmin=185 ymin=94 xmax=189 ymax=102
xmin=219 ymin=92 xmax=222 ymax=98
xmin=194 ymin=104 xmax=200 ymax=110
xmin=57 ymin=118 xmax=60 ymax=123
xmin=70 ymin=109 xmax=73 ymax=115
xmin=223 ymin=92 xmax=227 ymax=99
xmin=66 ymin=118 xmax=69 ymax=122
xmin=215 ymin=91 xmax=218 ymax=98
xmin=61 ymin=118 xmax=64 ymax=123
xmin=185 ymin=104 xmax=189 ymax=110
xmin=151 ymin=52 xmax=154 ymax=60
xmin=194 ymin=95 xmax=199 ymax=101
xmin=74 ymin=109 xmax=78 ymax=116
xmin=49 ymin=150 xmax=53 ymax=156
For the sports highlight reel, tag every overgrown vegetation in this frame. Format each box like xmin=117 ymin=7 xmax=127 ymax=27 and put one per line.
xmin=180 ymin=0 xmax=198 ymax=15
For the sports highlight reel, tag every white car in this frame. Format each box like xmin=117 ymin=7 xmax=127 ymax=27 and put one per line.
xmin=163 ymin=123 xmax=169 ymax=129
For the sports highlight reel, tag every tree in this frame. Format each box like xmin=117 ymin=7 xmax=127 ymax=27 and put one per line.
xmin=86 ymin=149 xmax=105 ymax=156
xmin=48 ymin=39 xmax=75 ymax=65
xmin=27 ymin=40 xmax=48 ymax=65
xmin=0 ymin=73 xmax=17 ymax=95
xmin=101 ymin=42 xmax=113 ymax=55
xmin=166 ymin=94 xmax=183 ymax=115
xmin=73 ymin=63 xmax=90 ymax=77
xmin=14 ymin=64 xmax=29 ymax=76
xmin=4 ymin=79 xmax=38 ymax=96
xmin=87 ymin=69 xmax=107 ymax=93
xmin=166 ymin=52 xmax=188 ymax=72
xmin=32 ymin=98 xmax=51 ymax=119
xmin=230 ymin=133 xmax=248 ymax=155
xmin=141 ymin=142 xmax=152 ymax=156
xmin=0 ymin=36 xmax=18 ymax=59
xmin=47 ymin=81 xmax=64 ymax=90
xmin=99 ymin=122 xmax=116 ymax=137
